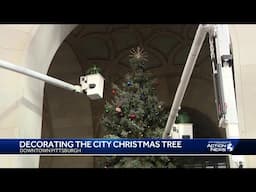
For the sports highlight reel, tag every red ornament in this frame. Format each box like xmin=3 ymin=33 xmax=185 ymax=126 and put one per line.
xmin=112 ymin=89 xmax=116 ymax=95
xmin=129 ymin=113 xmax=136 ymax=120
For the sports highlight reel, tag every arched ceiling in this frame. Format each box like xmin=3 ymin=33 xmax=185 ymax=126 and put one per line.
xmin=65 ymin=24 xmax=210 ymax=74
xmin=47 ymin=24 xmax=220 ymax=140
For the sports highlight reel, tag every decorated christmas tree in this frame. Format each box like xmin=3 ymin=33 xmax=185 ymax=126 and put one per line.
xmin=101 ymin=47 xmax=175 ymax=168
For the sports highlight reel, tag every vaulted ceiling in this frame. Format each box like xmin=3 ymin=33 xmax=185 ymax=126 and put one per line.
xmin=65 ymin=24 xmax=210 ymax=81
xmin=61 ymin=24 xmax=218 ymax=134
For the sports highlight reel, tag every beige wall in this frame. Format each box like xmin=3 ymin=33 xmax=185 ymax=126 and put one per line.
xmin=0 ymin=24 xmax=76 ymax=168
xmin=229 ymin=25 xmax=256 ymax=167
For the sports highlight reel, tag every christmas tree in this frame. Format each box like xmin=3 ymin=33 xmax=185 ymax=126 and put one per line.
xmin=101 ymin=47 xmax=175 ymax=168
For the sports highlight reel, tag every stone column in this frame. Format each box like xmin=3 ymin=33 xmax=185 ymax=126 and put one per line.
xmin=229 ymin=25 xmax=256 ymax=168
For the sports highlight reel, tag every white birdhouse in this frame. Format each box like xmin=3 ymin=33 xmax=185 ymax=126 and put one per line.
xmin=170 ymin=123 xmax=193 ymax=139
xmin=80 ymin=73 xmax=105 ymax=100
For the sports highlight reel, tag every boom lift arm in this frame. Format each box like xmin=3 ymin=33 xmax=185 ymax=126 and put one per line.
xmin=0 ymin=59 xmax=104 ymax=100
xmin=162 ymin=24 xmax=244 ymax=168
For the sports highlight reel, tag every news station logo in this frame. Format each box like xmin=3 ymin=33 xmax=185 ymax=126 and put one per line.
xmin=207 ymin=140 xmax=233 ymax=153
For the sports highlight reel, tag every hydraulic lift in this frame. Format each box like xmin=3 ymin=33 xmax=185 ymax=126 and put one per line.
xmin=0 ymin=60 xmax=105 ymax=100
xmin=162 ymin=24 xmax=245 ymax=168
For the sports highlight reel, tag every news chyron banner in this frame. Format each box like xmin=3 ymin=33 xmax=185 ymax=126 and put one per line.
xmin=0 ymin=139 xmax=255 ymax=155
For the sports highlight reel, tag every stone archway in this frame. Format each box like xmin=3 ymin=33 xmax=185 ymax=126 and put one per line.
xmin=38 ymin=24 xmax=224 ymax=168
xmin=1 ymin=24 xmax=256 ymax=168
xmin=0 ymin=25 xmax=233 ymax=167
xmin=0 ymin=24 xmax=77 ymax=168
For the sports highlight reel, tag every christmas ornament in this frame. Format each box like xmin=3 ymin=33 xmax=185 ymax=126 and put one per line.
xmin=129 ymin=113 xmax=136 ymax=120
xmin=115 ymin=107 xmax=122 ymax=113
xmin=129 ymin=46 xmax=148 ymax=62
xmin=127 ymin=81 xmax=132 ymax=86
xmin=112 ymin=89 xmax=117 ymax=95
xmin=105 ymin=108 xmax=110 ymax=113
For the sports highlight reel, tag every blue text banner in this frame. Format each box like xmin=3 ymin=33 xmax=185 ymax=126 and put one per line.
xmin=0 ymin=139 xmax=255 ymax=155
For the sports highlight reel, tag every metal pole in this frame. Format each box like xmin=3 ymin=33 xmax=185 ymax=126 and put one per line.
xmin=0 ymin=60 xmax=82 ymax=93
xmin=162 ymin=25 xmax=211 ymax=138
